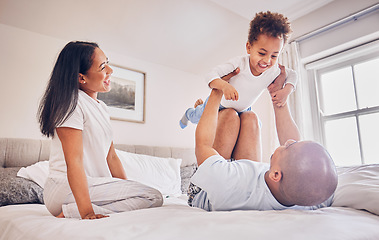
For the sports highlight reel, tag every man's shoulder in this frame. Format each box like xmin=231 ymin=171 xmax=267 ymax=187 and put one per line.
xmin=235 ymin=160 xmax=269 ymax=170
xmin=200 ymin=154 xmax=227 ymax=168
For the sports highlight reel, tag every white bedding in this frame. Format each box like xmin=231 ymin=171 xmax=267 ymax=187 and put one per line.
xmin=6 ymin=157 xmax=379 ymax=240
xmin=1 ymin=195 xmax=379 ymax=240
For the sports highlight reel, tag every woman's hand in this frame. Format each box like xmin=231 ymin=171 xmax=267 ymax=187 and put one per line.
xmin=107 ymin=142 xmax=127 ymax=180
xmin=82 ymin=212 xmax=109 ymax=220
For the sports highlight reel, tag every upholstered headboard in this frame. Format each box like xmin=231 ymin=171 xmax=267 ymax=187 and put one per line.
xmin=0 ymin=138 xmax=196 ymax=168
xmin=0 ymin=138 xmax=197 ymax=206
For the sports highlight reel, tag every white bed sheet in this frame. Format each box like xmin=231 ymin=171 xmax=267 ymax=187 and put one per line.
xmin=1 ymin=195 xmax=379 ymax=240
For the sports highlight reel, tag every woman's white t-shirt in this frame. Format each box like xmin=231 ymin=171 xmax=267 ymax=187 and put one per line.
xmin=48 ymin=90 xmax=113 ymax=179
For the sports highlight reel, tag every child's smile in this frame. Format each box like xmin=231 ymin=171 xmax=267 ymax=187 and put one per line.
xmin=246 ymin=34 xmax=284 ymax=76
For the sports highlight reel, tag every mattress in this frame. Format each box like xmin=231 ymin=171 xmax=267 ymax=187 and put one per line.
xmin=1 ymin=195 xmax=379 ymax=240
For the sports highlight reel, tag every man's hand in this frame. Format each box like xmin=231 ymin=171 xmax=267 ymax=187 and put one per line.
xmin=221 ymin=67 xmax=240 ymax=81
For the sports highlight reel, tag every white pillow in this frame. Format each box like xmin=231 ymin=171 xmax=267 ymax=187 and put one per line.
xmin=17 ymin=150 xmax=183 ymax=197
xmin=115 ymin=149 xmax=182 ymax=196
xmin=17 ymin=161 xmax=49 ymax=188
xmin=332 ymin=164 xmax=379 ymax=215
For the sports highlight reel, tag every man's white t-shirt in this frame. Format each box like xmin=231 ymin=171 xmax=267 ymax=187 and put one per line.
xmin=48 ymin=90 xmax=113 ymax=179
xmin=207 ymin=55 xmax=297 ymax=112
xmin=191 ymin=155 xmax=332 ymax=211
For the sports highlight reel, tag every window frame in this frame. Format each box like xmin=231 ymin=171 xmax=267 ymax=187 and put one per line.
xmin=305 ymin=40 xmax=379 ymax=165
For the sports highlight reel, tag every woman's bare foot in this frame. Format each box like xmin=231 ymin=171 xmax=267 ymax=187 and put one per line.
xmin=56 ymin=211 xmax=65 ymax=218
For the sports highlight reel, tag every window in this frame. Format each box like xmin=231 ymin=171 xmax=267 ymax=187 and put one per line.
xmin=311 ymin=50 xmax=379 ymax=166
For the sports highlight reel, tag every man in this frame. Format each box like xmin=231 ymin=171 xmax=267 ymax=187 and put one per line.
xmin=188 ymin=89 xmax=338 ymax=211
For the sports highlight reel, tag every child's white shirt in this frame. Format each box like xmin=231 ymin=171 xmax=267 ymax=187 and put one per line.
xmin=206 ymin=55 xmax=297 ymax=112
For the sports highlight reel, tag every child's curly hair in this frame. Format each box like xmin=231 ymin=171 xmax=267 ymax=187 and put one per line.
xmin=248 ymin=11 xmax=292 ymax=44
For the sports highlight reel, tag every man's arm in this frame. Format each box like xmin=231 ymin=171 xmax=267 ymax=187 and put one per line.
xmin=273 ymin=103 xmax=301 ymax=145
xmin=195 ymin=89 xmax=223 ymax=166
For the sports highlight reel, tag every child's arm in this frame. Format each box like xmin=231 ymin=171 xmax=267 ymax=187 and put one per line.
xmin=208 ymin=67 xmax=240 ymax=101
xmin=268 ymin=65 xmax=298 ymax=107
xmin=195 ymin=89 xmax=223 ymax=166
xmin=209 ymin=79 xmax=238 ymax=101
xmin=268 ymin=64 xmax=286 ymax=95
xmin=271 ymin=84 xmax=294 ymax=107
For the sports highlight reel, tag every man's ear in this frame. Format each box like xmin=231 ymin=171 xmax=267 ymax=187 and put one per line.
xmin=269 ymin=170 xmax=282 ymax=182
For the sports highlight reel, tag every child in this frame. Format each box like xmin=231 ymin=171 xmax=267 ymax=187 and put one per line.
xmin=180 ymin=11 xmax=296 ymax=129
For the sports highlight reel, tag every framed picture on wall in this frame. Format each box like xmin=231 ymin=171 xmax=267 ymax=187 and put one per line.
xmin=98 ymin=64 xmax=145 ymax=123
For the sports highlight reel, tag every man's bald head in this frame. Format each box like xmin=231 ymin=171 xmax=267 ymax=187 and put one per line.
xmin=278 ymin=141 xmax=338 ymax=206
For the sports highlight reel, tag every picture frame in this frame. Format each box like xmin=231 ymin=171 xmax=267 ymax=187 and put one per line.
xmin=98 ymin=64 xmax=145 ymax=123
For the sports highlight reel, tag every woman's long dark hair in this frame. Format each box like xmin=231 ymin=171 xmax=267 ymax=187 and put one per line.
xmin=38 ymin=41 xmax=99 ymax=138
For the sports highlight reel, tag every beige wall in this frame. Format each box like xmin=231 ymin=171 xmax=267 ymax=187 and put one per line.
xmin=6 ymin=1 xmax=376 ymax=160
xmin=0 ymin=23 xmax=272 ymax=162
xmin=0 ymin=23 xmax=207 ymax=148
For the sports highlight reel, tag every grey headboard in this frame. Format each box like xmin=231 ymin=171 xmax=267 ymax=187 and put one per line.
xmin=0 ymin=138 xmax=196 ymax=168
xmin=0 ymin=138 xmax=197 ymax=205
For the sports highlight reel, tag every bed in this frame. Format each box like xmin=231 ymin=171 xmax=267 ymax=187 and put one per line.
xmin=1 ymin=138 xmax=379 ymax=240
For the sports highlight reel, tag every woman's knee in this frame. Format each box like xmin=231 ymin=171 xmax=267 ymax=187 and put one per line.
xmin=150 ymin=188 xmax=164 ymax=207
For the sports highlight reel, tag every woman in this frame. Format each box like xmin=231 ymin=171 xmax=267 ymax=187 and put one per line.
xmin=38 ymin=41 xmax=163 ymax=220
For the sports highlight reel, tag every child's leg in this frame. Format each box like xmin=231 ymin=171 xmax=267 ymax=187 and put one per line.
xmin=179 ymin=113 xmax=190 ymax=128
xmin=194 ymin=99 xmax=204 ymax=108
xmin=179 ymin=98 xmax=207 ymax=129
xmin=232 ymin=111 xmax=262 ymax=161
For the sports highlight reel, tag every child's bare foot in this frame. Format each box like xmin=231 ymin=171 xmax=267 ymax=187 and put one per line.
xmin=56 ymin=211 xmax=65 ymax=218
xmin=194 ymin=99 xmax=204 ymax=108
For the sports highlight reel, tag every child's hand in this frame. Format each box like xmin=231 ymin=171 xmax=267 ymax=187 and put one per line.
xmin=271 ymin=84 xmax=294 ymax=107
xmin=221 ymin=67 xmax=240 ymax=101
xmin=268 ymin=64 xmax=286 ymax=95
xmin=222 ymin=83 xmax=239 ymax=101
